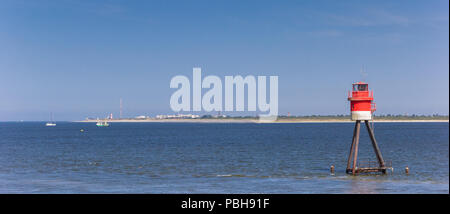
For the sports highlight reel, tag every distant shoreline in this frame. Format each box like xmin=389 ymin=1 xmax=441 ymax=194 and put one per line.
xmin=75 ymin=118 xmax=449 ymax=123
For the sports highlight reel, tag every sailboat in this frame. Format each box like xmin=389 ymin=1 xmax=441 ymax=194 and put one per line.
xmin=96 ymin=121 xmax=109 ymax=127
xmin=96 ymin=118 xmax=109 ymax=127
xmin=46 ymin=113 xmax=56 ymax=126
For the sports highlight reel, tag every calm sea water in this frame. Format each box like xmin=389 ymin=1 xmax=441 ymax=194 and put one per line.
xmin=0 ymin=122 xmax=448 ymax=193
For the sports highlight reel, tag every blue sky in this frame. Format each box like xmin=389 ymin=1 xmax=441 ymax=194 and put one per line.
xmin=0 ymin=0 xmax=448 ymax=121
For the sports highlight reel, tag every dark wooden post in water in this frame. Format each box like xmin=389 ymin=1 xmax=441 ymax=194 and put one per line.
xmin=346 ymin=82 xmax=390 ymax=175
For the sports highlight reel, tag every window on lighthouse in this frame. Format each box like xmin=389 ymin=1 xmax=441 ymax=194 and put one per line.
xmin=353 ymin=84 xmax=368 ymax=91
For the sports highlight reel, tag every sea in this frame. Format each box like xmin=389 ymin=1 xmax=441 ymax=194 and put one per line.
xmin=0 ymin=122 xmax=448 ymax=193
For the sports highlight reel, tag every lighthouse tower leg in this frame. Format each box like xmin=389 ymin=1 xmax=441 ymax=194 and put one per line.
xmin=346 ymin=120 xmax=387 ymax=175
xmin=364 ymin=120 xmax=386 ymax=173
xmin=346 ymin=120 xmax=361 ymax=175
xmin=346 ymin=121 xmax=358 ymax=171
xmin=351 ymin=121 xmax=361 ymax=175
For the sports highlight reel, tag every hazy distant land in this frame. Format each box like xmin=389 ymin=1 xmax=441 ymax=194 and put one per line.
xmin=78 ymin=115 xmax=449 ymax=123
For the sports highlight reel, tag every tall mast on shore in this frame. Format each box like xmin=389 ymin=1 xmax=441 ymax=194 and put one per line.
xmin=120 ymin=98 xmax=123 ymax=119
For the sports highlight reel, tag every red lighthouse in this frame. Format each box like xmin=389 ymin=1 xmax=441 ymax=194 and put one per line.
xmin=346 ymin=82 xmax=389 ymax=175
xmin=348 ymin=82 xmax=376 ymax=121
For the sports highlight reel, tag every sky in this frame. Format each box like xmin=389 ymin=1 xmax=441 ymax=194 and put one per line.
xmin=0 ymin=0 xmax=448 ymax=121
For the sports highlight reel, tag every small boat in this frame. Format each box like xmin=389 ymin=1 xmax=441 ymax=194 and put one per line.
xmin=46 ymin=113 xmax=56 ymax=126
xmin=96 ymin=121 xmax=110 ymax=127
